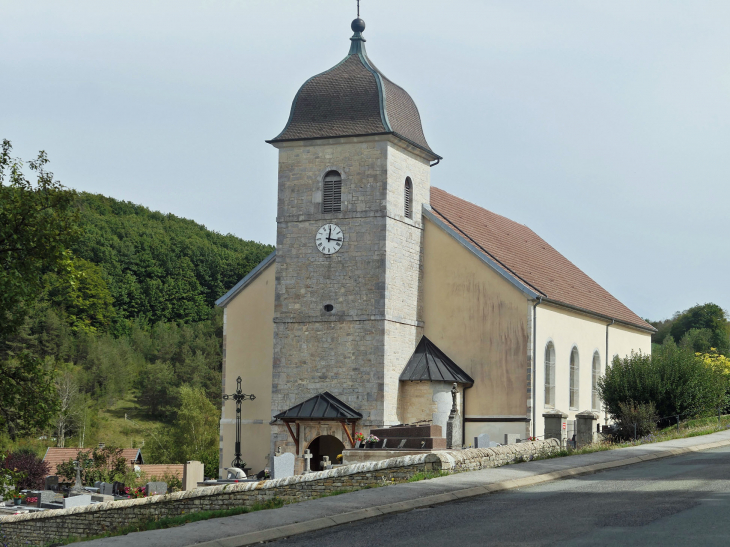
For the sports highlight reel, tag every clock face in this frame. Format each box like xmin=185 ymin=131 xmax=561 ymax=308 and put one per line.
xmin=315 ymin=223 xmax=343 ymax=255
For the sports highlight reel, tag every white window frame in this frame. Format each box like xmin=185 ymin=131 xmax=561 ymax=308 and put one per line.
xmin=592 ymin=351 xmax=601 ymax=411
xmin=544 ymin=341 xmax=556 ymax=408
xmin=569 ymin=346 xmax=579 ymax=410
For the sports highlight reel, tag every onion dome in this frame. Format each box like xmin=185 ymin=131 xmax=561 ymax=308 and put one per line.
xmin=267 ymin=19 xmax=439 ymax=159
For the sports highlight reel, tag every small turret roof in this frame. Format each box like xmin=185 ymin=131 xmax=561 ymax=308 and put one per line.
xmin=268 ymin=19 xmax=439 ymax=159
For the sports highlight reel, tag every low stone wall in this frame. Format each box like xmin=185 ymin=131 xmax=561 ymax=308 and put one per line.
xmin=0 ymin=439 xmax=559 ymax=546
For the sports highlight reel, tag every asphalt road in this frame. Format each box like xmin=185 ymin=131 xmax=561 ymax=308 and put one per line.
xmin=268 ymin=446 xmax=730 ymax=547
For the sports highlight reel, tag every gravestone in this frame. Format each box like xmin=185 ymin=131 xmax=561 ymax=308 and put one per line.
xmin=63 ymin=494 xmax=92 ymax=509
xmin=183 ymin=460 xmax=205 ymax=491
xmin=381 ymin=439 xmax=388 ymax=449
xmin=112 ymin=482 xmax=125 ymax=496
xmin=302 ymin=449 xmax=313 ymax=474
xmin=397 ymin=439 xmax=407 ymax=448
xmin=321 ymin=456 xmax=331 ymax=470
xmin=474 ymin=434 xmax=500 ymax=448
xmin=474 ymin=434 xmax=490 ymax=448
xmin=94 ymin=482 xmax=114 ymax=496
xmin=31 ymin=490 xmax=59 ymax=508
xmin=144 ymin=482 xmax=167 ymax=496
xmin=272 ymin=452 xmax=295 ymax=479
xmin=44 ymin=476 xmax=59 ymax=491
xmin=504 ymin=434 xmax=521 ymax=445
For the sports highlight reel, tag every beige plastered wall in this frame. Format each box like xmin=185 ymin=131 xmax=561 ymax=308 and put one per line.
xmin=421 ymin=218 xmax=530 ymax=445
xmin=219 ymin=261 xmax=275 ymax=476
xmin=533 ymin=303 xmax=652 ymax=436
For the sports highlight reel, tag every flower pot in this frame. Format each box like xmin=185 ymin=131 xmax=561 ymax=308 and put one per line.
xmin=367 ymin=442 xmax=377 ymax=449
xmin=13 ymin=498 xmax=22 ymax=506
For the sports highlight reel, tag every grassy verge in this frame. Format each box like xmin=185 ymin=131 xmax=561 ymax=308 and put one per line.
xmin=47 ymin=498 xmax=285 ymax=545
xmin=533 ymin=416 xmax=730 ymax=461
xmin=407 ymin=470 xmax=450 ymax=482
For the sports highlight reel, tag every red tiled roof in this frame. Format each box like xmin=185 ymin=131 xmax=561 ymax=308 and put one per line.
xmin=43 ymin=448 xmax=143 ymax=476
xmin=430 ymin=187 xmax=654 ymax=331
xmin=137 ymin=464 xmax=184 ymax=480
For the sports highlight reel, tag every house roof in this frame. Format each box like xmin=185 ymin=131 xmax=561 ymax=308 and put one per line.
xmin=43 ymin=447 xmax=143 ymax=476
xmin=273 ymin=391 xmax=363 ymax=421
xmin=137 ymin=464 xmax=184 ymax=480
xmin=400 ymin=336 xmax=474 ymax=385
xmin=429 ymin=187 xmax=655 ymax=332
xmin=267 ymin=19 xmax=438 ymax=159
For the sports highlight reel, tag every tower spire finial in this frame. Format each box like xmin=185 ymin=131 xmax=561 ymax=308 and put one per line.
xmin=350 ymin=1 xmax=366 ymax=54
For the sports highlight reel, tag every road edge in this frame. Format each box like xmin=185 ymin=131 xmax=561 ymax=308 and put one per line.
xmin=193 ymin=437 xmax=730 ymax=547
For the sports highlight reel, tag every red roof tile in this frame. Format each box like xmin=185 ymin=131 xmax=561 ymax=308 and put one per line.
xmin=43 ymin=447 xmax=143 ymax=476
xmin=137 ymin=464 xmax=184 ymax=480
xmin=430 ymin=187 xmax=654 ymax=331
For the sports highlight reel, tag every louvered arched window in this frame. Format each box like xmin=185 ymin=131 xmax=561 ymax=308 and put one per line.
xmin=404 ymin=177 xmax=413 ymax=219
xmin=544 ymin=342 xmax=555 ymax=408
xmin=322 ymin=171 xmax=342 ymax=213
xmin=569 ymin=347 xmax=580 ymax=410
xmin=592 ymin=351 xmax=601 ymax=411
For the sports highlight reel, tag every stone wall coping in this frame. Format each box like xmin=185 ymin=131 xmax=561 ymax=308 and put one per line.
xmin=576 ymin=410 xmax=599 ymax=419
xmin=542 ymin=409 xmax=569 ymax=418
xmin=0 ymin=439 xmax=559 ymax=525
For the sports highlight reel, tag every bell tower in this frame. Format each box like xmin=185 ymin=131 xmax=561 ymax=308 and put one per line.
xmin=267 ymin=17 xmax=441 ymax=451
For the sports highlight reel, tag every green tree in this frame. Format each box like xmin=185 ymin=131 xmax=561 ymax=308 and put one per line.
xmin=0 ymin=140 xmax=79 ymax=339
xmin=669 ymin=303 xmax=729 ymax=355
xmin=147 ymin=385 xmax=220 ymax=477
xmin=599 ymin=340 xmax=727 ymax=423
xmin=0 ymin=353 xmax=59 ymax=440
xmin=45 ymin=254 xmax=116 ymax=333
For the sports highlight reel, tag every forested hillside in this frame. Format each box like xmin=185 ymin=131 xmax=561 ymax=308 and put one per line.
xmin=1 ymin=160 xmax=273 ymax=474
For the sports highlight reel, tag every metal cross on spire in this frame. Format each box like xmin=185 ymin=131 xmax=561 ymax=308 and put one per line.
xmin=222 ymin=376 xmax=256 ymax=469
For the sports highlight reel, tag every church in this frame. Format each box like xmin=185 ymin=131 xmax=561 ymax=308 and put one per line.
xmin=216 ymin=17 xmax=655 ymax=475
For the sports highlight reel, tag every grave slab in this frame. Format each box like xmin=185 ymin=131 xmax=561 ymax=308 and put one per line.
xmin=63 ymin=494 xmax=92 ymax=509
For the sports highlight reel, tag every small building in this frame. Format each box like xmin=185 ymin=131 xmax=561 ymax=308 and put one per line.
xmin=43 ymin=447 xmax=143 ymax=477
xmin=216 ymin=17 xmax=655 ymax=475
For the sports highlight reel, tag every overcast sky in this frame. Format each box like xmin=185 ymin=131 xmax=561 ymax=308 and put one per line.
xmin=2 ymin=1 xmax=728 ymax=321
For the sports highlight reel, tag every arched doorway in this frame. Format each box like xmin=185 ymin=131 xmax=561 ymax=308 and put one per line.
xmin=307 ymin=435 xmax=345 ymax=471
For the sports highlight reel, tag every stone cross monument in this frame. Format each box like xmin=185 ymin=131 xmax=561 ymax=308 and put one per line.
xmin=446 ymin=383 xmax=458 ymax=449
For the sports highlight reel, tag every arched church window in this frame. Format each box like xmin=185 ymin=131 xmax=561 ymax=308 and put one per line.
xmin=570 ymin=346 xmax=580 ymax=410
xmin=544 ymin=342 xmax=555 ymax=407
xmin=591 ymin=351 xmax=601 ymax=411
xmin=322 ymin=171 xmax=342 ymax=213
xmin=404 ymin=177 xmax=413 ymax=219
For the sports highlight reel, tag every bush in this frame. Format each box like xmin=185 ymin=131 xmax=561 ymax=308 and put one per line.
xmin=599 ymin=341 xmax=726 ymax=423
xmin=2 ymin=450 xmax=50 ymax=490
xmin=614 ymin=402 xmax=658 ymax=440
xmin=56 ymin=446 xmax=129 ymax=484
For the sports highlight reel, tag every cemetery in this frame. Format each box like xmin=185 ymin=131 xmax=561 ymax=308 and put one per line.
xmin=0 ymin=436 xmax=561 ymax=546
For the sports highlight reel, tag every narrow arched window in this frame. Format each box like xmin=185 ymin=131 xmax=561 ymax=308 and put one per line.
xmin=404 ymin=177 xmax=413 ymax=219
xmin=569 ymin=347 xmax=580 ymax=410
xmin=592 ymin=351 xmax=601 ymax=411
xmin=322 ymin=170 xmax=342 ymax=213
xmin=544 ymin=342 xmax=555 ymax=408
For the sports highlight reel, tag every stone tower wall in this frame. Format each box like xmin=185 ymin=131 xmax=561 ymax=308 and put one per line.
xmin=271 ymin=135 xmax=431 ymax=447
